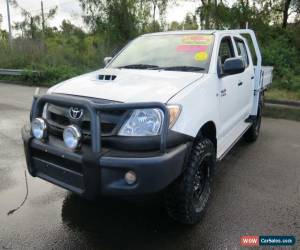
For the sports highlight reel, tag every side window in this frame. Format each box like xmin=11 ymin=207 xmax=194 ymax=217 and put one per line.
xmin=234 ymin=38 xmax=249 ymax=67
xmin=218 ymin=37 xmax=234 ymax=73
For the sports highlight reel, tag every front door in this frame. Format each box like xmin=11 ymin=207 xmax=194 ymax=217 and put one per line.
xmin=218 ymin=36 xmax=241 ymax=138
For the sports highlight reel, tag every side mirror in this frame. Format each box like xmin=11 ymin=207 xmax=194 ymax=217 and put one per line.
xmin=223 ymin=57 xmax=245 ymax=75
xmin=104 ymin=57 xmax=112 ymax=66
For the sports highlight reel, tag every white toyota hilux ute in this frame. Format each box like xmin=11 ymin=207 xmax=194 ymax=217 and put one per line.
xmin=22 ymin=29 xmax=273 ymax=224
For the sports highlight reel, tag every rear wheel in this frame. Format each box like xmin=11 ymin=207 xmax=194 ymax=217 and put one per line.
xmin=164 ymin=137 xmax=216 ymax=225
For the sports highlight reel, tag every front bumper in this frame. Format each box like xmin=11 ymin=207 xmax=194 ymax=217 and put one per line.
xmin=22 ymin=126 xmax=190 ymax=199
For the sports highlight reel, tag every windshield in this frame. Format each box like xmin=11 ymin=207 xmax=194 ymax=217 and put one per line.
xmin=108 ymin=34 xmax=214 ymax=72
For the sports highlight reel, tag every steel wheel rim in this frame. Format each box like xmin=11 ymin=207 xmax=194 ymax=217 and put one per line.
xmin=192 ymin=156 xmax=211 ymax=210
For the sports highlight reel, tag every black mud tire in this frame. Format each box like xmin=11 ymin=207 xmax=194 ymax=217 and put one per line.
xmin=164 ymin=137 xmax=216 ymax=225
xmin=244 ymin=95 xmax=263 ymax=143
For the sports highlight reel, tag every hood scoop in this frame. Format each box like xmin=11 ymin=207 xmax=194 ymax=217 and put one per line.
xmin=98 ymin=74 xmax=117 ymax=81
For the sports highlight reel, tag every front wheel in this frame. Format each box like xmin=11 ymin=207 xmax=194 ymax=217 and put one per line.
xmin=164 ymin=137 xmax=216 ymax=225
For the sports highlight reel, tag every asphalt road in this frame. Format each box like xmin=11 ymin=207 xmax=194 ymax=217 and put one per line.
xmin=0 ymin=82 xmax=299 ymax=250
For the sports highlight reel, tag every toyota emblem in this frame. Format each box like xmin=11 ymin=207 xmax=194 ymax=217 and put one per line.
xmin=69 ymin=107 xmax=83 ymax=120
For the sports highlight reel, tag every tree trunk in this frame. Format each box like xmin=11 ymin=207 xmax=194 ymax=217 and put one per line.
xmin=30 ymin=17 xmax=34 ymax=39
xmin=204 ymin=0 xmax=211 ymax=29
xmin=214 ymin=0 xmax=218 ymax=29
xmin=153 ymin=0 xmax=157 ymax=22
xmin=282 ymin=0 xmax=292 ymax=28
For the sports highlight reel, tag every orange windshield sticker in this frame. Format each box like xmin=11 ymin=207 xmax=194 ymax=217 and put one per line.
xmin=194 ymin=51 xmax=208 ymax=61
xmin=182 ymin=35 xmax=212 ymax=46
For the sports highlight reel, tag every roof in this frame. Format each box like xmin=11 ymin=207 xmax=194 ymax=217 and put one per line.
xmin=143 ymin=30 xmax=215 ymax=36
xmin=142 ymin=29 xmax=254 ymax=37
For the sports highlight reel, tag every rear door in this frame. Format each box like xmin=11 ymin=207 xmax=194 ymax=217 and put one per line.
xmin=233 ymin=37 xmax=254 ymax=119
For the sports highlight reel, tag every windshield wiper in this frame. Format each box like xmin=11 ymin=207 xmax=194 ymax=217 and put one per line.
xmin=118 ymin=64 xmax=160 ymax=70
xmin=118 ymin=64 xmax=205 ymax=72
xmin=160 ymin=66 xmax=206 ymax=72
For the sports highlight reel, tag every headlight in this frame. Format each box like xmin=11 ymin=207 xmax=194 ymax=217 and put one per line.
xmin=118 ymin=105 xmax=181 ymax=137
xmin=118 ymin=108 xmax=164 ymax=136
xmin=63 ymin=125 xmax=82 ymax=150
xmin=31 ymin=118 xmax=47 ymax=140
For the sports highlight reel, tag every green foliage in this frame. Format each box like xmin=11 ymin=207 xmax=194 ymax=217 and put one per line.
xmin=169 ymin=21 xmax=182 ymax=30
xmin=78 ymin=0 xmax=161 ymax=46
xmin=0 ymin=0 xmax=299 ymax=95
xmin=13 ymin=1 xmax=57 ymax=40
xmin=265 ymin=87 xmax=300 ymax=101
xmin=0 ymin=20 xmax=104 ymax=85
xmin=183 ymin=13 xmax=198 ymax=30
xmin=168 ymin=13 xmax=198 ymax=30
xmin=22 ymin=65 xmax=80 ymax=85
xmin=260 ymin=28 xmax=300 ymax=92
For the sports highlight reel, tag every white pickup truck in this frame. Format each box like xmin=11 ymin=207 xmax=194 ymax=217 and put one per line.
xmin=22 ymin=29 xmax=273 ymax=224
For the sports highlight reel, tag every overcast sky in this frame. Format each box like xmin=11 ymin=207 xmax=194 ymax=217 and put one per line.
xmin=0 ymin=0 xmax=198 ymax=34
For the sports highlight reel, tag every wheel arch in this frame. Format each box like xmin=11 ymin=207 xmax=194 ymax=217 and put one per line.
xmin=195 ymin=121 xmax=217 ymax=150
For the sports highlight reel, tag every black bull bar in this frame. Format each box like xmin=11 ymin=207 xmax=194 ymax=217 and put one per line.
xmin=31 ymin=94 xmax=170 ymax=153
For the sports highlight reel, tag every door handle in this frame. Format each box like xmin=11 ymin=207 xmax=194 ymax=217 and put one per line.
xmin=238 ymin=81 xmax=243 ymax=86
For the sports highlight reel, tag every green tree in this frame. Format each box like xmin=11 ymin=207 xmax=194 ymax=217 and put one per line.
xmin=272 ymin=0 xmax=300 ymax=28
xmin=79 ymin=0 xmax=143 ymax=47
xmin=147 ymin=0 xmax=170 ymax=30
xmin=196 ymin=0 xmax=218 ymax=29
xmin=79 ymin=0 xmax=175 ymax=38
xmin=183 ymin=13 xmax=198 ymax=30
xmin=61 ymin=20 xmax=85 ymax=38
xmin=13 ymin=2 xmax=57 ymax=39
xmin=0 ymin=13 xmax=8 ymax=41
xmin=168 ymin=20 xmax=183 ymax=30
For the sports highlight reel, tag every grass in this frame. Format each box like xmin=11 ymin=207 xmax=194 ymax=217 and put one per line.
xmin=263 ymin=104 xmax=300 ymax=121
xmin=265 ymin=88 xmax=300 ymax=101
